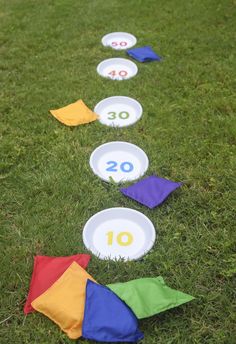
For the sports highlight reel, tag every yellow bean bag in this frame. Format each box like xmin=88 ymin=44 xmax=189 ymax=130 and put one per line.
xmin=32 ymin=262 xmax=96 ymax=339
xmin=50 ymin=99 xmax=98 ymax=126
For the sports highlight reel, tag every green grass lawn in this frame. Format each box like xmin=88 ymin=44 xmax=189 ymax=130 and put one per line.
xmin=0 ymin=0 xmax=235 ymax=343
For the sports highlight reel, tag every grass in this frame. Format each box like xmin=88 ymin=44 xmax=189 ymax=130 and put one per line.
xmin=0 ymin=0 xmax=235 ymax=343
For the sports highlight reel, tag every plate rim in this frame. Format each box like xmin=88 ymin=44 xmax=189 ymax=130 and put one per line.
xmin=89 ymin=141 xmax=149 ymax=182
xmin=94 ymin=96 xmax=143 ymax=127
xmin=82 ymin=207 xmax=156 ymax=261
xmin=101 ymin=32 xmax=137 ymax=49
xmin=96 ymin=58 xmax=138 ymax=80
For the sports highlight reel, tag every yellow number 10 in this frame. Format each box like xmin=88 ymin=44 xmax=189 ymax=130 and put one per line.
xmin=106 ymin=231 xmax=133 ymax=246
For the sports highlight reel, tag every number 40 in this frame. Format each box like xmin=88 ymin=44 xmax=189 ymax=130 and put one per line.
xmin=108 ymin=70 xmax=128 ymax=77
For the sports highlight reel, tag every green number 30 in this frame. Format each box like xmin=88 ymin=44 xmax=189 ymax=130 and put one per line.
xmin=107 ymin=111 xmax=129 ymax=120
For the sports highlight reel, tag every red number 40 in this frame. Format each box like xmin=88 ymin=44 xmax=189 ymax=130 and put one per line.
xmin=108 ymin=70 xmax=128 ymax=77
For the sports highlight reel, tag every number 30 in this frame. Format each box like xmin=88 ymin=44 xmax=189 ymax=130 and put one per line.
xmin=107 ymin=111 xmax=129 ymax=120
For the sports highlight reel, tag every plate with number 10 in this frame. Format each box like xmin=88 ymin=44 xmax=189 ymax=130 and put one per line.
xmin=97 ymin=58 xmax=138 ymax=80
xmin=83 ymin=207 xmax=156 ymax=261
xmin=94 ymin=96 xmax=143 ymax=128
xmin=89 ymin=141 xmax=149 ymax=183
xmin=101 ymin=32 xmax=137 ymax=50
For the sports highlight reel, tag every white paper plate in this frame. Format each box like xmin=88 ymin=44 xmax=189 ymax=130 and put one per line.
xmin=89 ymin=141 xmax=149 ymax=183
xmin=94 ymin=96 xmax=143 ymax=128
xmin=97 ymin=58 xmax=138 ymax=80
xmin=83 ymin=207 xmax=156 ymax=261
xmin=101 ymin=32 xmax=137 ymax=50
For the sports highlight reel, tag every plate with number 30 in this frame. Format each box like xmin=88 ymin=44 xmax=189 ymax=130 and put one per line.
xmin=94 ymin=96 xmax=143 ymax=128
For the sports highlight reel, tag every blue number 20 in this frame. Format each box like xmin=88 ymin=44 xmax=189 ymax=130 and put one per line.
xmin=106 ymin=161 xmax=134 ymax=173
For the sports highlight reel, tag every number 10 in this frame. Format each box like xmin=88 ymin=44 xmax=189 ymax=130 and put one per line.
xmin=106 ymin=231 xmax=133 ymax=246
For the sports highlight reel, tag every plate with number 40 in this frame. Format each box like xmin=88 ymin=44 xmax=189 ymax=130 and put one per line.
xmin=89 ymin=141 xmax=149 ymax=183
xmin=94 ymin=96 xmax=143 ymax=128
xmin=97 ymin=58 xmax=138 ymax=80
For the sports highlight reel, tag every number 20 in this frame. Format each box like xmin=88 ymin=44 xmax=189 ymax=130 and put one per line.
xmin=106 ymin=161 xmax=134 ymax=173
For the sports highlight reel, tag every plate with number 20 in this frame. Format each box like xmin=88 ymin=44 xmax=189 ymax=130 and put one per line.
xmin=89 ymin=141 xmax=149 ymax=183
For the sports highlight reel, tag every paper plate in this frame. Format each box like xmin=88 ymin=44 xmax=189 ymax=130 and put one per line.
xmin=94 ymin=96 xmax=143 ymax=128
xmin=89 ymin=141 xmax=149 ymax=183
xmin=97 ymin=58 xmax=138 ymax=80
xmin=101 ymin=32 xmax=137 ymax=50
xmin=83 ymin=207 xmax=156 ymax=261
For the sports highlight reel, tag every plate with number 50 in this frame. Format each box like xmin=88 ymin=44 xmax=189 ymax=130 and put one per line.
xmin=89 ymin=141 xmax=149 ymax=183
xmin=101 ymin=32 xmax=137 ymax=50
xmin=94 ymin=96 xmax=143 ymax=128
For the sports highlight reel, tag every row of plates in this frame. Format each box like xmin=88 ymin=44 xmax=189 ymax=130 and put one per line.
xmin=84 ymin=33 xmax=155 ymax=261
xmin=99 ymin=33 xmax=138 ymax=80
